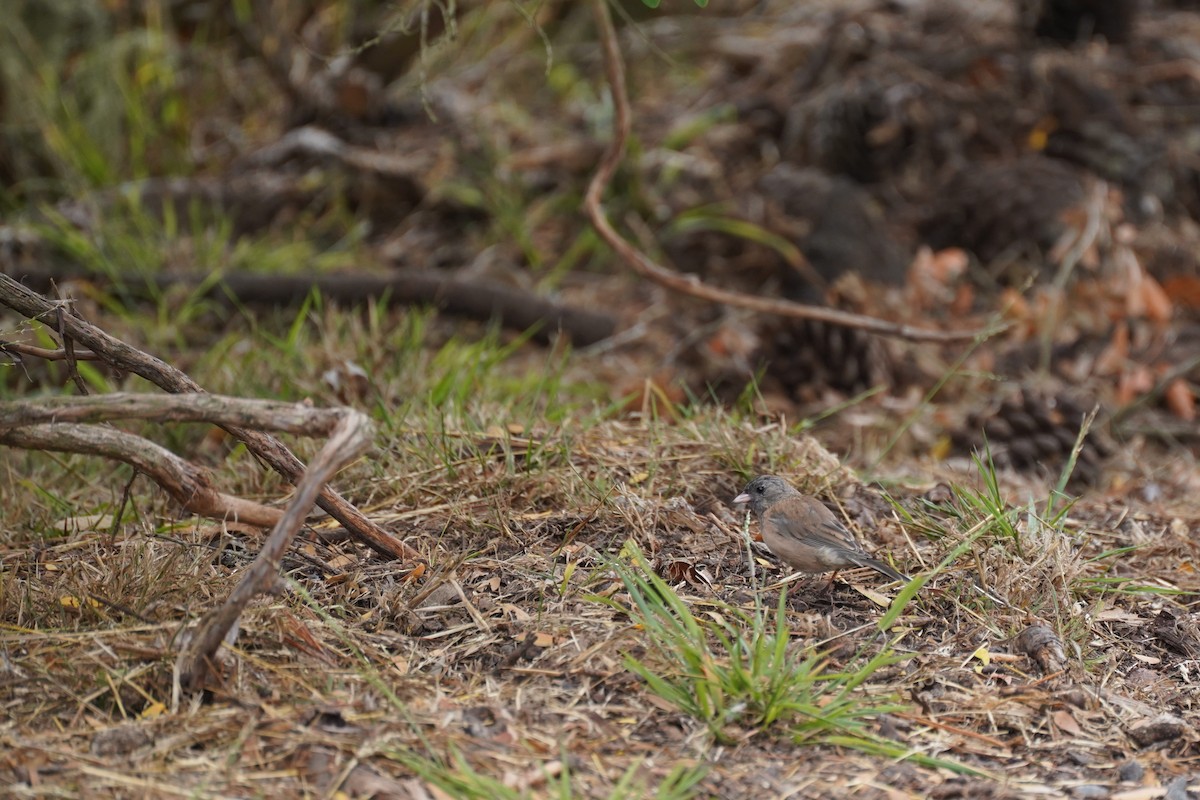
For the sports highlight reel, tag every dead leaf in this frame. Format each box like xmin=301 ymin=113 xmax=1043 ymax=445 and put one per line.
xmin=60 ymin=595 xmax=101 ymax=611
xmin=907 ymin=246 xmax=968 ymax=312
xmin=1161 ymin=275 xmax=1200 ymax=309
xmin=654 ymin=558 xmax=714 ymax=588
xmin=1163 ymin=377 xmax=1196 ymax=421
xmin=321 ymin=359 xmax=371 ymax=404
xmin=1052 ymin=708 xmax=1083 ymax=737
xmin=931 ymin=247 xmax=969 ymax=281
xmin=1095 ymin=322 xmax=1129 ymax=377
xmin=704 ymin=320 xmax=757 ymax=359
xmin=951 ymin=282 xmax=974 ymax=316
xmin=1095 ymin=608 xmax=1142 ymax=625
xmin=971 ymin=644 xmax=991 ymax=672
xmin=1138 ymin=273 xmax=1173 ymax=324
xmin=854 ymin=585 xmax=892 ymax=608
xmin=1115 ymin=365 xmax=1154 ymax=407
xmin=53 ymin=513 xmax=115 ymax=533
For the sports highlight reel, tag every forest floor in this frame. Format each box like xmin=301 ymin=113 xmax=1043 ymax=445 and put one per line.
xmin=1 ymin=0 xmax=1199 ymax=797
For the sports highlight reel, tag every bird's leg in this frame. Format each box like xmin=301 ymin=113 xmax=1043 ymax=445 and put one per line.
xmin=824 ymin=570 xmax=841 ymax=592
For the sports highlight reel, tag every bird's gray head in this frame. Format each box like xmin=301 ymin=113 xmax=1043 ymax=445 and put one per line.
xmin=732 ymin=475 xmax=796 ymax=517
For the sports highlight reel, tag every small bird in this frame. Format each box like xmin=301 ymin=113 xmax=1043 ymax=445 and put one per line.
xmin=733 ymin=475 xmax=909 ymax=584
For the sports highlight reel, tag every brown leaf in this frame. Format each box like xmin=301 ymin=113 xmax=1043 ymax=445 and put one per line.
xmin=705 ymin=321 xmax=757 ymax=359
xmin=1163 ymin=377 xmax=1196 ymax=421
xmin=1000 ymin=288 xmax=1032 ymax=335
xmin=1138 ymin=273 xmax=1173 ymax=324
xmin=907 ymin=246 xmax=968 ymax=312
xmin=1161 ymin=275 xmax=1200 ymax=309
xmin=930 ymin=247 xmax=969 ymax=281
xmin=1052 ymin=708 xmax=1083 ymax=737
xmin=951 ymin=282 xmax=975 ymax=316
xmin=1095 ymin=322 xmax=1129 ymax=377
xmin=1115 ymin=364 xmax=1153 ymax=407
xmin=654 ymin=558 xmax=714 ymax=588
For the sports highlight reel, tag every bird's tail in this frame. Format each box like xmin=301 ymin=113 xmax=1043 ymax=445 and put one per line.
xmin=860 ymin=557 xmax=910 ymax=584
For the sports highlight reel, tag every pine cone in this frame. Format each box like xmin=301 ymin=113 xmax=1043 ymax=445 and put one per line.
xmin=953 ymin=387 xmax=1109 ymax=486
xmin=1025 ymin=0 xmax=1137 ymax=44
xmin=1041 ymin=67 xmax=1161 ymax=194
xmin=920 ymin=156 xmax=1086 ymax=273
xmin=808 ymin=81 xmax=911 ymax=185
xmin=758 ymin=318 xmax=891 ymax=402
xmin=758 ymin=165 xmax=908 ymax=291
xmin=811 ymin=84 xmax=889 ymax=184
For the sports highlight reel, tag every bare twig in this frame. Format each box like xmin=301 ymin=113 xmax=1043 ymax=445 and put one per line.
xmin=583 ymin=0 xmax=997 ymax=344
xmin=0 ymin=274 xmax=418 ymax=561
xmin=11 ymin=266 xmax=616 ymax=346
xmin=0 ymin=340 xmax=102 ymax=361
xmin=0 ymin=392 xmax=385 ymax=528
xmin=0 ymin=423 xmax=283 ymax=528
xmin=177 ymin=409 xmax=373 ymax=690
xmin=58 ymin=305 xmax=90 ymax=396
xmin=0 ymin=392 xmax=367 ymax=434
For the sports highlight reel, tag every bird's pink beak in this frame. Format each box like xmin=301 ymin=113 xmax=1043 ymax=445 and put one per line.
xmin=733 ymin=492 xmax=750 ymax=505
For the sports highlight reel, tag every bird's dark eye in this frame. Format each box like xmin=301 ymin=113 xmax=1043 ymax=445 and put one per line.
xmin=755 ymin=485 xmax=764 ymax=494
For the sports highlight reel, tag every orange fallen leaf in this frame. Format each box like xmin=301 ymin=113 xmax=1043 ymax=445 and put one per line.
xmin=1000 ymin=288 xmax=1029 ymax=320
xmin=908 ymin=246 xmax=968 ymax=311
xmin=1095 ymin=322 xmax=1129 ymax=377
xmin=1161 ymin=275 xmax=1200 ymax=309
xmin=951 ymin=282 xmax=975 ymax=316
xmin=1115 ymin=365 xmax=1154 ymax=407
xmin=1139 ymin=273 xmax=1173 ymax=324
xmin=704 ymin=321 xmax=757 ymax=359
xmin=930 ymin=247 xmax=970 ymax=281
xmin=1164 ymin=377 xmax=1196 ymax=421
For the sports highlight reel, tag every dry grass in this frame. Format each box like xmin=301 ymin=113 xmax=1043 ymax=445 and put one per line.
xmin=3 ymin=327 xmax=1198 ymax=797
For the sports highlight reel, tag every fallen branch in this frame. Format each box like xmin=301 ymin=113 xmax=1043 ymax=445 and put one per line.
xmin=583 ymin=0 xmax=996 ymax=344
xmin=216 ymin=271 xmax=616 ymax=346
xmin=0 ymin=392 xmax=369 ymax=433
xmin=0 ymin=422 xmax=283 ymax=528
xmin=0 ymin=340 xmax=102 ymax=362
xmin=10 ymin=266 xmax=616 ymax=347
xmin=0 ymin=274 xmax=418 ymax=561
xmin=0 ymin=392 xmax=388 ymax=529
xmin=177 ymin=409 xmax=373 ymax=690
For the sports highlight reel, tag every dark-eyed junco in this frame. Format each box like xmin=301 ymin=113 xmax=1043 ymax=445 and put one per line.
xmin=733 ymin=475 xmax=909 ymax=583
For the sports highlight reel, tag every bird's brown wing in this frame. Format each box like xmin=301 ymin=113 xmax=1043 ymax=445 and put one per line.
xmin=813 ymin=516 xmax=868 ymax=555
xmin=764 ymin=500 xmax=865 ymax=555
